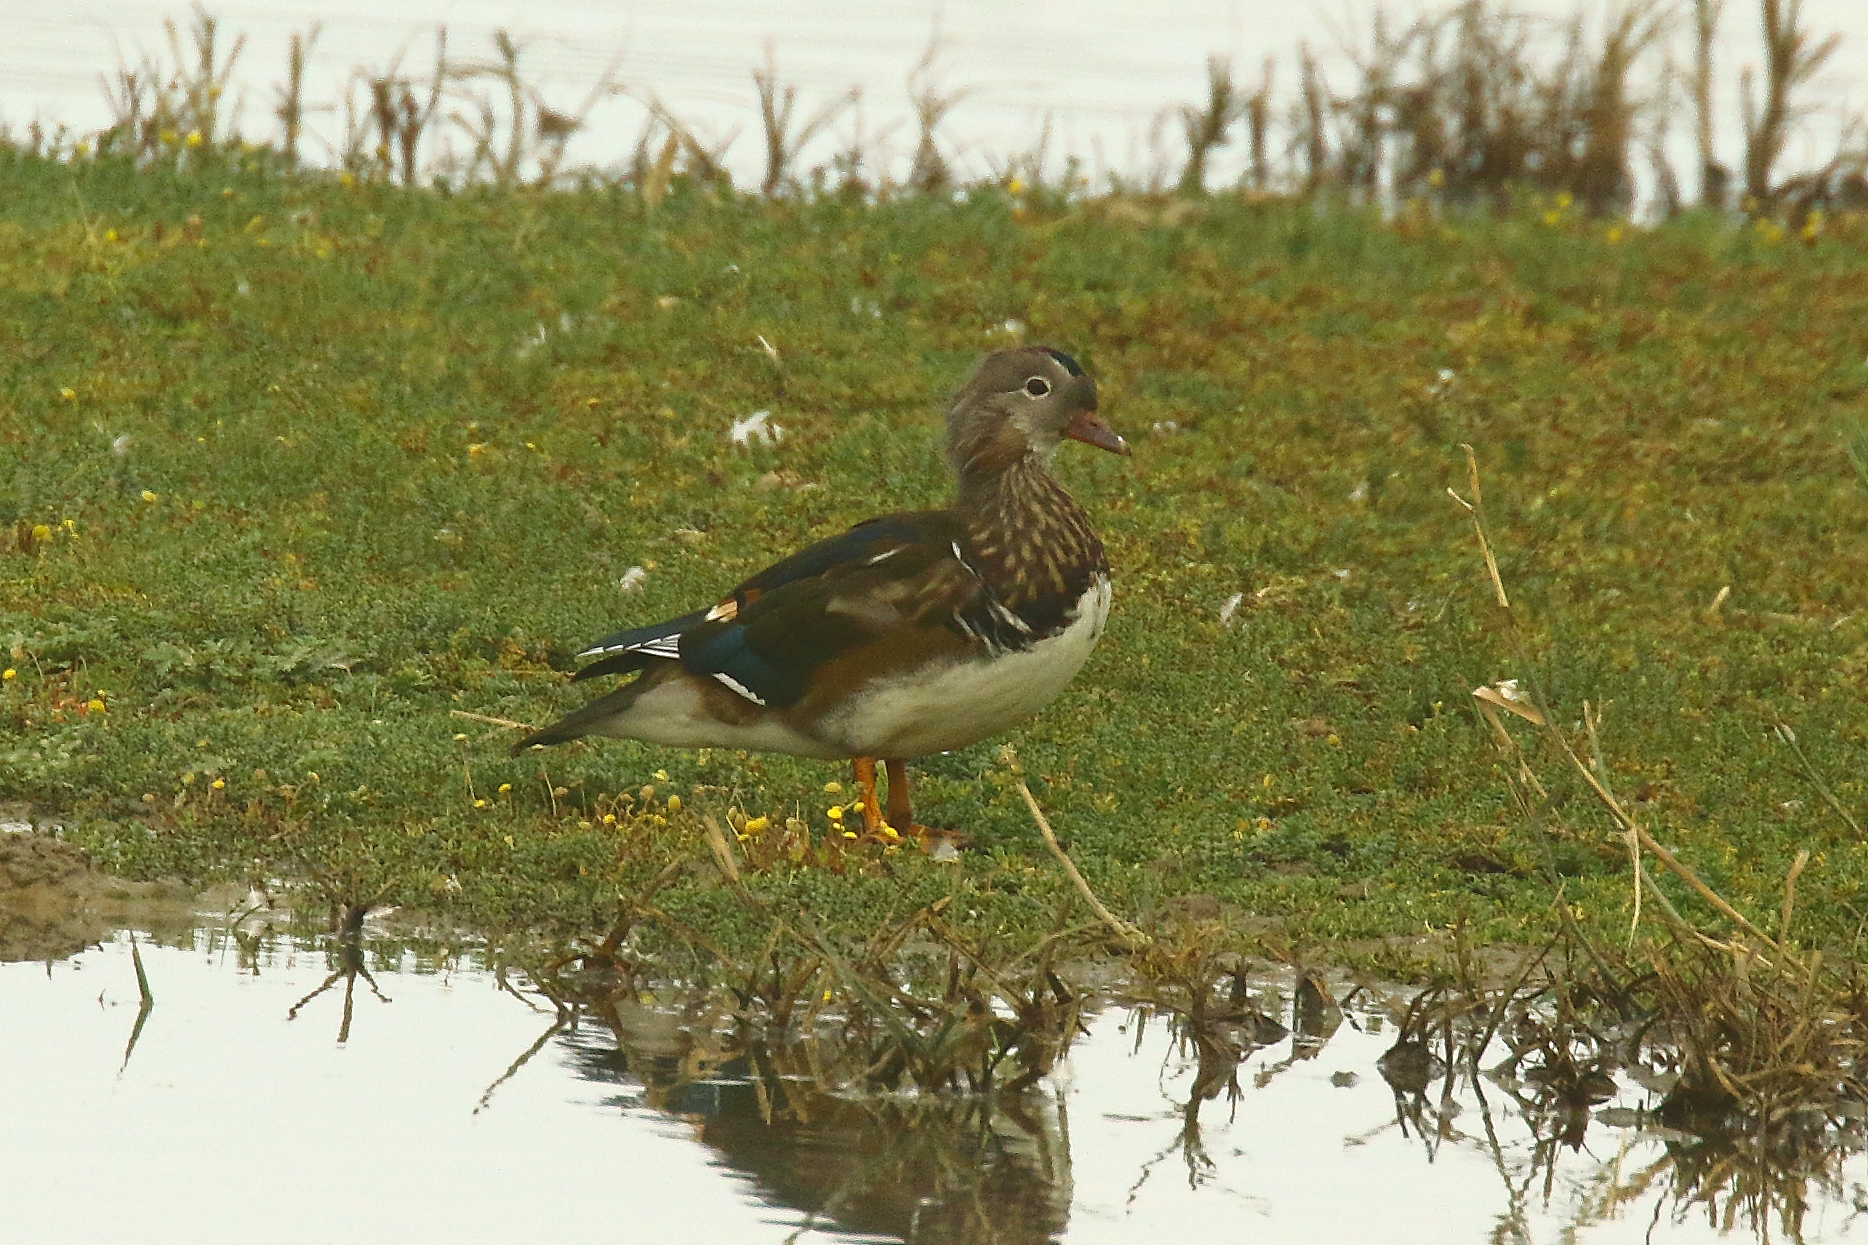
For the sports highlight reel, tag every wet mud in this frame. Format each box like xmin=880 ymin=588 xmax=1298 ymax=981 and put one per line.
xmin=0 ymin=818 xmax=216 ymax=963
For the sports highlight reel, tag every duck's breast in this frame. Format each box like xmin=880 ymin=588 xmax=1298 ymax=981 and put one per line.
xmin=822 ymin=574 xmax=1111 ymax=758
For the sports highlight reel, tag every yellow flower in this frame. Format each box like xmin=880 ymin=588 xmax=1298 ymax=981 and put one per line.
xmin=665 ymin=795 xmax=682 ymax=813
xmin=474 ymin=798 xmax=488 ymax=808
xmin=1554 ymin=191 xmax=1573 ymax=210
xmin=338 ymin=171 xmax=356 ymax=188
xmin=497 ymin=783 xmax=511 ymax=794
xmin=210 ymin=778 xmax=224 ymax=790
xmin=467 ymin=443 xmax=486 ymax=456
xmin=31 ymin=524 xmax=51 ymax=543
xmin=841 ymin=830 xmax=857 ymax=840
xmin=1542 ymin=209 xmax=1561 ymax=226
xmin=1 ymin=668 xmax=14 ymax=681
xmin=86 ymin=698 xmax=106 ymax=713
xmin=104 ymin=228 xmax=118 ymax=242
xmin=653 ymin=769 xmax=669 ymax=781
xmin=185 ymin=130 xmax=204 ymax=149
xmin=1605 ymin=225 xmax=1624 ymax=243
xmin=1008 ymin=176 xmax=1026 ymax=196
xmin=743 ymin=815 xmax=769 ymax=834
xmin=878 ymin=826 xmax=901 ymax=844
xmin=823 ymin=781 xmax=843 ymax=793
xmin=602 ymin=813 xmax=617 ymax=825
xmin=827 ymin=805 xmax=844 ymax=820
xmin=159 ymin=128 xmax=178 ymax=146
xmin=141 ymin=490 xmax=158 ymax=503
xmin=59 ymin=387 xmax=75 ymax=401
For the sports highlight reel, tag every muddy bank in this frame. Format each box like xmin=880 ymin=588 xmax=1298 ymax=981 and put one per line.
xmin=0 ymin=824 xmax=206 ymax=962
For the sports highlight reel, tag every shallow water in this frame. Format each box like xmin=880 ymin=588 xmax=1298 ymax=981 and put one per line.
xmin=6 ymin=925 xmax=1864 ymax=1244
xmin=3 ymin=1 xmax=1865 ymax=192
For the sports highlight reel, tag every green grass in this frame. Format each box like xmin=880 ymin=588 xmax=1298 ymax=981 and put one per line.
xmin=4 ymin=150 xmax=1867 ymax=966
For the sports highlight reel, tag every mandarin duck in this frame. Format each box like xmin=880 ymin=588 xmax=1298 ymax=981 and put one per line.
xmin=513 ymin=346 xmax=1128 ymax=836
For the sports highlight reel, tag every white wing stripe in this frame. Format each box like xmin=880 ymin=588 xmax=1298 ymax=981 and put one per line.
xmin=578 ymin=635 xmax=681 ymax=660
xmin=712 ymin=672 xmax=769 ymax=706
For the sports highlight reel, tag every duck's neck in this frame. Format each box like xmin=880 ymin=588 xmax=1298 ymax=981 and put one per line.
xmin=954 ymin=453 xmax=1108 ymax=610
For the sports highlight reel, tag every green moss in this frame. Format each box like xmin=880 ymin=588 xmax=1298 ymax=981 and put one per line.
xmin=4 ymin=150 xmax=1867 ymax=960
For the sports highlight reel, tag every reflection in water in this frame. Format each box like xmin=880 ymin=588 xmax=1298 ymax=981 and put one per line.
xmin=1365 ymin=995 xmax=1868 ymax=1245
xmin=10 ymin=924 xmax=1868 ymax=1242
xmin=549 ymin=987 xmax=1073 ymax=1243
xmin=525 ymin=947 xmax=1868 ymax=1245
xmin=284 ymin=904 xmax=393 ymax=1043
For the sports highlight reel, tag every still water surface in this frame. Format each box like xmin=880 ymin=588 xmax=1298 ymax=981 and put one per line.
xmin=4 ymin=1 xmax=1866 ymax=189
xmin=5 ymin=925 xmax=1862 ymax=1244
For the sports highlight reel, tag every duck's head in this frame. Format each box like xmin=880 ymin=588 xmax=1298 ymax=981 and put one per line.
xmin=945 ymin=346 xmax=1129 ymax=481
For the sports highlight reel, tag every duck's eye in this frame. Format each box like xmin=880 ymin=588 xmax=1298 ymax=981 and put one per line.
xmin=1022 ymin=376 xmax=1052 ymax=399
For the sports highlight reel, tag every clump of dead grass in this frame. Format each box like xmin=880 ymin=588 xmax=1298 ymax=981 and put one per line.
xmin=1443 ymin=444 xmax=1868 ymax=1153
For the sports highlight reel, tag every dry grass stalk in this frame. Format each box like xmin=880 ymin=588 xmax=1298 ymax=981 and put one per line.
xmin=1741 ymin=0 xmax=1842 ymax=210
xmin=753 ymin=43 xmax=858 ymax=197
xmin=646 ymin=99 xmax=738 ymax=193
xmin=169 ymin=5 xmax=245 ymax=149
xmin=444 ymin=31 xmax=621 ymax=187
xmin=1447 ymin=442 xmax=1868 ymax=1152
xmin=1646 ymin=55 xmax=1685 ymax=217
xmin=271 ymin=25 xmax=320 ymax=166
xmin=1244 ymin=58 xmax=1275 ymax=190
xmin=1693 ymin=0 xmax=1730 ymax=206
xmin=100 ymin=3 xmax=247 ymax=160
xmin=1452 ymin=443 xmax=1780 ymax=954
xmin=362 ymin=30 xmax=447 ymax=184
xmin=1574 ymin=5 xmax=1667 ymax=216
xmin=1015 ymin=778 xmax=1150 ymax=950
xmin=1177 ymin=56 xmax=1241 ymax=195
xmin=906 ymin=38 xmax=966 ymax=195
xmin=1296 ymin=43 xmax=1330 ymax=196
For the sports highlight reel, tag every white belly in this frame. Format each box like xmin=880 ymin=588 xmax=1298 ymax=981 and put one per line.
xmin=822 ymin=576 xmax=1112 ymax=758
xmin=593 ymin=678 xmax=849 ymax=760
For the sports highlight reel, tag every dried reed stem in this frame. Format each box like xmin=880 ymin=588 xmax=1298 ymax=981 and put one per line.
xmin=1015 ymin=780 xmax=1149 ymax=949
xmin=449 ymin=709 xmax=531 ymax=730
xmin=1454 ymin=444 xmax=1784 ymax=955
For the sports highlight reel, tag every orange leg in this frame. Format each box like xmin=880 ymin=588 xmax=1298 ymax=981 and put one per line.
xmin=853 ymin=757 xmax=884 ymax=836
xmin=884 ymin=759 xmax=914 ymax=834
xmin=884 ymin=759 xmax=969 ymax=852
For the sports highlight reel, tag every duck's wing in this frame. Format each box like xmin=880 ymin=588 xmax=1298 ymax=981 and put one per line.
xmin=671 ymin=509 xmax=1009 ymax=708
xmin=569 ymin=512 xmax=951 ymax=683
xmin=569 ymin=609 xmax=709 ymax=682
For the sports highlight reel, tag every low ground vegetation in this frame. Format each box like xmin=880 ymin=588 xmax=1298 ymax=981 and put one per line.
xmin=1 ymin=146 xmax=1864 ymax=979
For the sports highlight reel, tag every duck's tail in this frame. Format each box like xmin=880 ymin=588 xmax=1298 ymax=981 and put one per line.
xmin=510 ymin=671 xmax=662 ymax=755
